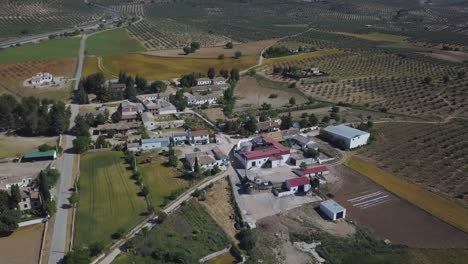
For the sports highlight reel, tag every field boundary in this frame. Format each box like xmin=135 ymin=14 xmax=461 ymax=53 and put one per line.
xmin=345 ymin=155 xmax=468 ymax=233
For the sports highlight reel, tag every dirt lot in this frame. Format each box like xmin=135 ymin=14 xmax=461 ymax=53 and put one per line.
xmin=234 ymin=76 xmax=306 ymax=111
xmin=146 ymin=39 xmax=277 ymax=58
xmin=0 ymin=160 xmax=51 ymax=178
xmin=202 ymin=178 xmax=237 ymax=240
xmin=198 ymin=108 xmax=225 ymax=123
xmin=0 ymin=224 xmax=44 ymax=264
xmin=327 ymin=165 xmax=468 ymax=248
xmin=0 ymin=132 xmax=57 ymax=159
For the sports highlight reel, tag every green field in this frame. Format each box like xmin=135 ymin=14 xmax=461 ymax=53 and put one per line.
xmin=0 ymin=37 xmax=80 ymax=64
xmin=122 ymin=200 xmax=230 ymax=263
xmin=86 ymin=28 xmax=145 ymax=56
xmin=139 ymin=156 xmax=189 ymax=208
xmin=75 ymin=151 xmax=147 ymax=247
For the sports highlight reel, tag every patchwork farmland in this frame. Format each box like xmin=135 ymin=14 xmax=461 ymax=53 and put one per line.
xmin=75 ymin=151 xmax=147 ymax=247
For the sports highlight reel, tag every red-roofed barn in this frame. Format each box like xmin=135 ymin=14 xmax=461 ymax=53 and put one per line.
xmin=235 ymin=137 xmax=291 ymax=169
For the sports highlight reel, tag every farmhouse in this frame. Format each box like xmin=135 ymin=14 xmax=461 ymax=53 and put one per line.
xmin=127 ymin=138 xmax=171 ymax=152
xmin=322 ymin=125 xmax=370 ymax=149
xmin=235 ymin=137 xmax=290 ymax=169
xmin=292 ymin=134 xmax=315 ymax=149
xmin=294 ymin=166 xmax=329 ymax=177
xmin=320 ymin=199 xmax=346 ymax=221
xmin=289 ymin=152 xmax=314 ymax=166
xmin=256 ymin=118 xmax=281 ymax=133
xmin=139 ymin=97 xmax=177 ymax=115
xmin=188 ymin=130 xmax=210 ymax=145
xmin=171 ymin=132 xmax=188 ymax=145
xmin=185 ymin=147 xmax=228 ymax=172
xmin=141 ymin=112 xmax=184 ymax=130
xmin=197 ymin=77 xmax=212 ymax=86
xmin=120 ymin=100 xmax=144 ymax=122
xmin=275 ymin=176 xmax=311 ymax=197
xmin=94 ymin=121 xmax=141 ymax=135
xmin=22 ymin=150 xmax=57 ymax=162
xmin=17 ymin=187 xmax=42 ymax=211
xmin=184 ymin=92 xmax=222 ymax=105
xmin=30 ymin=72 xmax=53 ymax=85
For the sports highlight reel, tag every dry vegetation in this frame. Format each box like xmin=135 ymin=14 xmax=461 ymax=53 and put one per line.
xmin=0 ymin=132 xmax=57 ymax=159
xmin=202 ymin=178 xmax=237 ymax=240
xmin=0 ymin=224 xmax=44 ymax=264
xmin=0 ymin=58 xmax=76 ymax=101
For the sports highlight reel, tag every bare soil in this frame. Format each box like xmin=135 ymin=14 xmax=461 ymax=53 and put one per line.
xmin=202 ymin=178 xmax=237 ymax=240
xmin=327 ymin=165 xmax=468 ymax=248
xmin=198 ymin=108 xmax=225 ymax=123
xmin=0 ymin=224 xmax=44 ymax=264
xmin=234 ymin=76 xmax=306 ymax=111
xmin=145 ymin=39 xmax=277 ymax=58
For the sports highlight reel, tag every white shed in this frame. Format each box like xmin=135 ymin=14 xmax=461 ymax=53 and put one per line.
xmin=320 ymin=199 xmax=346 ymax=221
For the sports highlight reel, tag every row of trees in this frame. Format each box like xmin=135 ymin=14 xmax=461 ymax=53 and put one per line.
xmin=78 ymin=72 xmax=167 ymax=104
xmin=0 ymin=190 xmax=21 ymax=233
xmin=179 ymin=67 xmax=239 ymax=88
xmin=0 ymin=95 xmax=70 ymax=136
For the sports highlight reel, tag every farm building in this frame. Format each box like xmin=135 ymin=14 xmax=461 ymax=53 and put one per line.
xmin=22 ymin=150 xmax=57 ymax=162
xmin=294 ymin=166 xmax=329 ymax=177
xmin=30 ymin=72 xmax=53 ymax=85
xmin=322 ymin=125 xmax=370 ymax=149
xmin=289 ymin=152 xmax=314 ymax=166
xmin=141 ymin=112 xmax=184 ymax=130
xmin=128 ymin=138 xmax=170 ymax=152
xmin=197 ymin=77 xmax=212 ymax=86
xmin=172 ymin=132 xmax=188 ymax=145
xmin=17 ymin=187 xmax=42 ymax=211
xmin=120 ymin=100 xmax=144 ymax=122
xmin=235 ymin=137 xmax=290 ymax=169
xmin=185 ymin=147 xmax=228 ymax=172
xmin=320 ymin=200 xmax=346 ymax=221
xmin=139 ymin=98 xmax=177 ymax=115
xmin=256 ymin=118 xmax=281 ymax=133
xmin=184 ymin=92 xmax=222 ymax=105
xmin=292 ymin=134 xmax=315 ymax=149
xmin=275 ymin=176 xmax=311 ymax=197
xmin=188 ymin=130 xmax=210 ymax=145
xmin=93 ymin=121 xmax=141 ymax=135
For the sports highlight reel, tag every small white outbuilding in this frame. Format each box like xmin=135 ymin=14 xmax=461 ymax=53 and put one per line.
xmin=320 ymin=199 xmax=346 ymax=221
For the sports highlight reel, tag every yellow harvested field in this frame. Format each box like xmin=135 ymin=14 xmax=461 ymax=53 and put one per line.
xmin=82 ymin=56 xmax=102 ymax=77
xmin=0 ymin=133 xmax=57 ymax=159
xmin=263 ymin=49 xmax=343 ymax=65
xmin=146 ymin=39 xmax=277 ymax=58
xmin=0 ymin=224 xmax=44 ymax=264
xmin=345 ymin=156 xmax=468 ymax=233
xmin=92 ymin=54 xmax=257 ymax=80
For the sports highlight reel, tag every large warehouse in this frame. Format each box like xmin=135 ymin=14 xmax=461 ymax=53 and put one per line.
xmin=322 ymin=125 xmax=370 ymax=149
xmin=320 ymin=199 xmax=346 ymax=221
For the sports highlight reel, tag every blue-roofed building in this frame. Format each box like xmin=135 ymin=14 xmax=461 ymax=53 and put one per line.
xmin=320 ymin=199 xmax=346 ymax=221
xmin=323 ymin=125 xmax=370 ymax=149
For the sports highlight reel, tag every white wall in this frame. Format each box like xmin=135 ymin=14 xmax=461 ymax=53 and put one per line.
xmin=320 ymin=204 xmax=346 ymax=221
xmin=349 ymin=134 xmax=370 ymax=149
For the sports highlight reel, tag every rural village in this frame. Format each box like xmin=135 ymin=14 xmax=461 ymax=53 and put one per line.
xmin=0 ymin=1 xmax=468 ymax=264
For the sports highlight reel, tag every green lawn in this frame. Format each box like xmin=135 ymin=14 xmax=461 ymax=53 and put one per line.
xmin=0 ymin=37 xmax=80 ymax=64
xmin=138 ymin=155 xmax=189 ymax=208
xmin=86 ymin=28 xmax=145 ymax=56
xmin=75 ymin=151 xmax=147 ymax=247
xmin=124 ymin=200 xmax=230 ymax=263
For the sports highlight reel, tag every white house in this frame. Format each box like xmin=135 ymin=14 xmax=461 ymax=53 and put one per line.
xmin=285 ymin=177 xmax=311 ymax=193
xmin=320 ymin=199 xmax=346 ymax=221
xmin=235 ymin=137 xmax=290 ymax=169
xmin=212 ymin=77 xmax=227 ymax=85
xmin=30 ymin=72 xmax=53 ymax=85
xmin=188 ymin=130 xmax=210 ymax=145
xmin=172 ymin=133 xmax=188 ymax=145
xmin=127 ymin=138 xmax=171 ymax=152
xmin=323 ymin=125 xmax=370 ymax=149
xmin=184 ymin=92 xmax=221 ymax=106
xmin=197 ymin=78 xmax=212 ymax=86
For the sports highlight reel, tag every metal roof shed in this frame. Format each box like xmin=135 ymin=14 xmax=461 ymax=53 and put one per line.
xmin=320 ymin=199 xmax=346 ymax=221
xmin=324 ymin=125 xmax=368 ymax=140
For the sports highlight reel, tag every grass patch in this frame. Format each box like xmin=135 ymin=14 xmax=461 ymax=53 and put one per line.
xmin=86 ymin=28 xmax=145 ymax=56
xmin=263 ymin=49 xmax=343 ymax=65
xmin=127 ymin=200 xmax=230 ymax=262
xmin=138 ymin=156 xmax=189 ymax=208
xmin=0 ymin=37 xmax=80 ymax=64
xmin=345 ymin=155 xmax=468 ymax=233
xmin=100 ymin=53 xmax=257 ymax=80
xmin=75 ymin=151 xmax=147 ymax=247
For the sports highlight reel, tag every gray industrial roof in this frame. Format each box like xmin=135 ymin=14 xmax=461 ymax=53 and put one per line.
xmin=324 ymin=125 xmax=369 ymax=139
xmin=320 ymin=199 xmax=345 ymax=213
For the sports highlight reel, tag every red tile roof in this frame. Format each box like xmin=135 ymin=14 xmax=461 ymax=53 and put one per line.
xmin=286 ymin=176 xmax=310 ymax=187
xmin=295 ymin=166 xmax=329 ymax=176
xmin=190 ymin=130 xmax=209 ymax=136
xmin=241 ymin=137 xmax=290 ymax=161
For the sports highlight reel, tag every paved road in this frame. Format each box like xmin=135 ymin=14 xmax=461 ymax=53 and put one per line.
xmin=0 ymin=3 xmax=119 ymax=49
xmin=47 ymin=28 xmax=85 ymax=263
xmin=95 ymin=172 xmax=229 ymax=264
